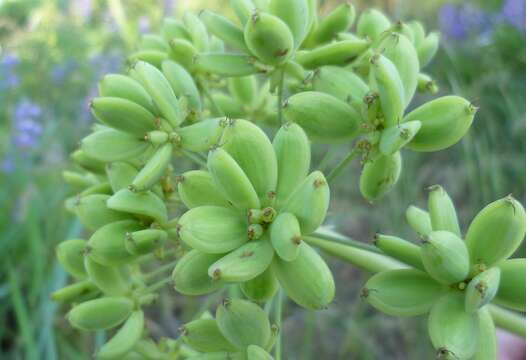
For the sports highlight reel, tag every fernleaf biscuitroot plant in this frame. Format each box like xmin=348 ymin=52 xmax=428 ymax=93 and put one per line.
xmin=54 ymin=1 xmax=526 ymax=359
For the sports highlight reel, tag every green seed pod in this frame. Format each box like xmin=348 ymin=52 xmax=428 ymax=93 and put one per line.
xmin=195 ymin=53 xmax=261 ymax=77
xmin=248 ymin=224 xmax=264 ymax=240
xmin=177 ymin=170 xmax=230 ymax=209
xmin=247 ymin=345 xmax=273 ymax=360
xmin=270 ymin=212 xmax=302 ymax=261
xmin=311 ymin=3 xmax=355 ymax=45
xmin=216 ymin=298 xmax=271 ymax=349
xmin=178 ymin=118 xmax=226 ymax=152
xmin=173 ymin=250 xmax=225 ymax=296
xmin=63 ymin=170 xmax=97 ymax=189
xmin=131 ymin=143 xmax=172 ymax=192
xmin=417 ymin=72 xmax=439 ymax=94
xmin=87 ymin=220 xmax=142 ymax=266
xmin=272 ymin=123 xmax=310 ymax=208
xmin=393 ymin=21 xmax=414 ymax=43
xmin=356 ymin=8 xmax=391 ymax=40
xmin=359 ymin=152 xmax=402 ymax=202
xmin=81 ymin=129 xmax=150 ymax=163
xmin=208 ymin=147 xmax=261 ymax=210
xmin=211 ymin=92 xmax=245 ymax=118
xmin=209 ymin=239 xmax=274 ymax=282
xmin=273 ymin=243 xmax=335 ymax=310
xmin=295 ymin=39 xmax=369 ymax=69
xmin=106 ymin=162 xmax=138 ymax=193
xmin=417 ymin=32 xmax=440 ymax=68
xmin=200 ymin=10 xmax=248 ymax=51
xmin=282 ymin=171 xmax=329 ymax=234
xmin=125 ymin=229 xmax=167 ymax=255
xmin=428 ymin=293 xmax=480 ymax=360
xmin=183 ymin=11 xmax=210 ymax=52
xmin=79 ymin=182 xmax=113 ymax=197
xmin=222 ymin=120 xmax=278 ymax=204
xmin=472 ymin=307 xmax=497 ymax=360
xmin=428 ymin=185 xmax=461 ymax=237
xmin=408 ymin=20 xmax=425 ymax=47
xmin=373 ymin=234 xmax=424 ymax=270
xmin=139 ymin=34 xmax=169 ymax=52
xmin=107 ymin=188 xmax=167 ymax=224
xmin=240 ymin=267 xmax=279 ymax=302
xmin=161 ymin=17 xmax=192 ymax=42
xmin=84 ymin=256 xmax=131 ymax=296
xmin=178 ymin=206 xmax=248 ymax=253
xmin=51 ymin=280 xmax=99 ymax=303
xmin=56 ymin=239 xmax=88 ymax=278
xmin=363 ymin=269 xmax=444 ymax=316
xmin=404 ymin=96 xmax=477 ymax=152
xmin=209 ymin=35 xmax=226 ymax=53
xmin=495 ymin=259 xmax=526 ymax=311
xmin=312 ymin=66 xmax=369 ymax=103
xmin=181 ymin=318 xmax=237 ymax=352
xmin=244 ymin=11 xmax=294 ymax=66
xmin=133 ymin=61 xmax=183 ymax=128
xmin=283 ymin=91 xmax=361 ymax=143
xmin=465 ymin=267 xmax=500 ymax=313
xmin=229 ymin=0 xmax=255 ymax=25
xmin=97 ymin=310 xmax=144 ymax=360
xmin=99 ymin=74 xmax=156 ymax=114
xmin=74 ymin=194 xmax=129 ymax=231
xmin=465 ymin=196 xmax=526 ymax=268
xmin=228 ymin=76 xmax=257 ymax=107
xmin=128 ymin=50 xmax=169 ymax=69
xmin=406 ymin=205 xmax=432 ymax=235
xmin=269 ymin=0 xmax=310 ymax=48
xmin=162 ymin=60 xmax=202 ymax=112
xmin=71 ymin=149 xmax=106 ymax=173
xmin=169 ymin=38 xmax=198 ymax=70
xmin=421 ymin=230 xmax=470 ymax=285
xmin=379 ymin=121 xmax=421 ymax=155
xmin=67 ymin=296 xmax=134 ymax=331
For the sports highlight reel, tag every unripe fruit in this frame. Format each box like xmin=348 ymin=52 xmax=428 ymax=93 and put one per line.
xmin=417 ymin=72 xmax=439 ymax=94
xmin=373 ymin=234 xmax=424 ymax=270
xmin=195 ymin=53 xmax=261 ymax=77
xmin=161 ymin=17 xmax=192 ymax=42
xmin=495 ymin=259 xmax=526 ymax=311
xmin=107 ymin=188 xmax=168 ymax=224
xmin=269 ymin=0 xmax=310 ymax=48
xmin=406 ymin=205 xmax=432 ymax=235
xmin=356 ymin=8 xmax=391 ymax=41
xmin=87 ymin=220 xmax=142 ymax=266
xmin=84 ymin=256 xmax=131 ymax=296
xmin=74 ymin=194 xmax=129 ymax=231
xmin=63 ymin=171 xmax=97 ymax=189
xmin=379 ymin=121 xmax=421 ymax=155
xmin=128 ymin=50 xmax=168 ymax=69
xmin=247 ymin=345 xmax=273 ymax=360
xmin=51 ymin=280 xmax=99 ymax=303
xmin=408 ymin=20 xmax=425 ymax=47
xmin=312 ymin=66 xmax=369 ymax=103
xmin=240 ymin=267 xmax=279 ymax=302
xmin=230 ymin=0 xmax=255 ymax=25
xmin=91 ymin=97 xmax=156 ymax=136
xmin=183 ymin=11 xmax=210 ymax=52
xmin=472 ymin=307 xmax=497 ymax=360
xmin=359 ymin=152 xmax=402 ymax=202
xmin=57 ymin=239 xmax=88 ymax=279
xmin=98 ymin=74 xmax=156 ymax=114
xmin=125 ymin=229 xmax=167 ymax=255
xmin=228 ymin=76 xmax=257 ymax=106
xmin=393 ymin=21 xmax=414 ymax=43
xmin=178 ymin=117 xmax=226 ymax=152
xmin=140 ymin=34 xmax=169 ymax=52
xmin=465 ymin=267 xmax=500 ymax=313
xmin=131 ymin=143 xmax=172 ymax=192
xmin=270 ymin=212 xmax=302 ymax=261
xmin=177 ymin=170 xmax=230 ymax=209
xmin=295 ymin=39 xmax=369 ymax=69
xmin=173 ymin=250 xmax=225 ymax=295
xmin=81 ymin=129 xmax=150 ymax=163
xmin=200 ymin=10 xmax=248 ymax=51
xmin=181 ymin=318 xmax=237 ymax=352
xmin=211 ymin=93 xmax=244 ymax=118
xmin=67 ymin=296 xmax=133 ymax=331
xmin=106 ymin=162 xmax=138 ymax=193
xmin=312 ymin=3 xmax=355 ymax=45
xmin=71 ymin=149 xmax=106 ymax=173
xmin=428 ymin=185 xmax=461 ymax=237
xmin=169 ymin=38 xmax=198 ymax=69
xmin=97 ymin=310 xmax=144 ymax=360
xmin=162 ymin=60 xmax=202 ymax=112
xmin=418 ymin=32 xmax=440 ymax=68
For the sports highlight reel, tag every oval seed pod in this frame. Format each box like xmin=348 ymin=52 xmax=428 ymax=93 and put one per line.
xmin=363 ymin=269 xmax=444 ymax=317
xmin=161 ymin=17 xmax=192 ymax=42
xmin=408 ymin=20 xmax=425 ymax=47
xmin=209 ymin=35 xmax=225 ymax=53
xmin=183 ymin=11 xmax=210 ymax=52
xmin=128 ymin=50 xmax=168 ymax=69
xmin=51 ymin=280 xmax=99 ymax=303
xmin=200 ymin=10 xmax=248 ymax=51
xmin=244 ymin=11 xmax=294 ymax=66
xmin=312 ymin=3 xmax=355 ymax=45
xmin=228 ymin=76 xmax=257 ymax=106
xmin=373 ymin=234 xmax=424 ymax=270
xmin=465 ymin=196 xmax=526 ymax=268
xmin=81 ymin=129 xmax=150 ymax=163
xmin=99 ymin=74 xmax=156 ymax=114
xmin=417 ymin=73 xmax=439 ymax=94
xmin=465 ymin=267 xmax=501 ymax=313
xmin=283 ymin=91 xmax=361 ymax=143
xmin=181 ymin=318 xmax=238 ymax=353
xmin=208 ymin=148 xmax=261 ymax=210
xmin=273 ymin=243 xmax=335 ymax=310
xmin=230 ymin=0 xmax=255 ymax=25
xmin=428 ymin=293 xmax=480 ymax=360
xmin=71 ymin=149 xmax=106 ymax=173
xmin=216 ymin=298 xmax=271 ymax=349
xmin=472 ymin=307 xmax=497 ymax=360
xmin=97 ymin=310 xmax=144 ymax=360
xmin=87 ymin=220 xmax=142 ymax=266
xmin=63 ymin=171 xmax=97 ymax=189
xmin=178 ymin=206 xmax=248 ymax=253
xmin=173 ymin=250 xmax=225 ymax=296
xmin=420 ymin=230 xmax=470 ymax=285
xmin=406 ymin=205 xmax=432 ymax=235
xmin=84 ymin=256 xmax=131 ymax=296
xmin=270 ymin=212 xmax=302 ymax=261
xmin=268 ymin=0 xmax=310 ymax=48
xmin=359 ymin=152 xmax=402 ymax=202
xmin=125 ymin=229 xmax=167 ymax=255
xmin=107 ymin=188 xmax=167 ymax=224
xmin=404 ymin=96 xmax=477 ymax=152
xmin=356 ymin=8 xmax=391 ymax=40
xmin=131 ymin=143 xmax=172 ymax=192
xmin=312 ymin=66 xmax=369 ymax=103
xmin=178 ymin=170 xmax=230 ymax=209
xmin=178 ymin=118 xmax=226 ymax=152
xmin=295 ymin=39 xmax=369 ymax=69
xmin=195 ymin=53 xmax=261 ymax=77
xmin=417 ymin=32 xmax=440 ymax=68
xmin=247 ymin=345 xmax=273 ymax=360
xmin=74 ymin=194 xmax=129 ymax=231
xmin=393 ymin=21 xmax=414 ymax=43
xmin=211 ymin=92 xmax=245 ymax=118
xmin=161 ymin=60 xmax=201 ymax=112
xmin=282 ymin=171 xmax=329 ymax=234
xmin=139 ymin=34 xmax=169 ymax=52
xmin=495 ymin=259 xmax=526 ymax=311
xmin=379 ymin=121 xmax=421 ymax=155
xmin=106 ymin=162 xmax=138 ymax=193
xmin=169 ymin=38 xmax=198 ymax=70
xmin=427 ymin=185 xmax=461 ymax=237
xmin=56 ymin=239 xmax=88 ymax=279
xmin=67 ymin=296 xmax=134 ymax=331
xmin=240 ymin=267 xmax=279 ymax=302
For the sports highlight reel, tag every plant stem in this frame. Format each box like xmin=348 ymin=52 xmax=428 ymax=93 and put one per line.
xmin=141 ymin=277 xmax=172 ymax=294
xmin=489 ymin=304 xmax=526 ymax=338
xmin=142 ymin=259 xmax=178 ymax=283
xmin=182 ymin=149 xmax=207 ymax=168
xmin=199 ymin=80 xmax=224 ymax=117
xmin=274 ymin=289 xmax=283 ymax=360
xmin=326 ymin=148 xmax=359 ymax=184
xmin=277 ymin=68 xmax=286 ymax=125
xmin=311 ymin=229 xmax=381 ymax=253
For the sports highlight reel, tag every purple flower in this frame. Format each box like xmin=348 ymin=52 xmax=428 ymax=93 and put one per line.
xmin=2 ymin=156 xmax=15 ymax=172
xmin=439 ymin=3 xmax=491 ymax=41
xmin=1 ymin=53 xmax=19 ymax=67
xmin=15 ymin=100 xmax=42 ymax=120
xmin=164 ymin=0 xmax=177 ymax=15
xmin=502 ymin=0 xmax=526 ymax=32
xmin=11 ymin=100 xmax=44 ymax=150
xmin=0 ymin=53 xmax=20 ymax=90
xmin=51 ymin=60 xmax=77 ymax=84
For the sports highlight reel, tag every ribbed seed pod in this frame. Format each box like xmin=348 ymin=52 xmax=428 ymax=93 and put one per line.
xmin=200 ymin=10 xmax=248 ymax=51
xmin=417 ymin=32 xmax=440 ymax=68
xmin=128 ymin=50 xmax=168 ymax=69
xmin=229 ymin=0 xmax=255 ymax=26
xmin=107 ymin=188 xmax=167 ymax=224
xmin=428 ymin=185 xmax=461 ymax=237
xmin=140 ymin=34 xmax=169 ymax=52
xmin=270 ymin=212 xmax=302 ymax=261
xmin=268 ymin=0 xmax=310 ymax=48
xmin=98 ymin=74 xmax=156 ymax=114
xmin=312 ymin=3 xmax=355 ymax=45
xmin=87 ymin=220 xmax=142 ymax=266
xmin=162 ymin=60 xmax=201 ymax=112
xmin=131 ymin=143 xmax=172 ymax=192
xmin=373 ymin=234 xmax=424 ymax=270
xmin=173 ymin=250 xmax=225 ymax=296
xmin=240 ymin=267 xmax=279 ymax=301
xmin=178 ymin=118 xmax=226 ymax=152
xmin=161 ymin=17 xmax=192 ymax=42
xmin=379 ymin=121 xmax=421 ymax=155
xmin=181 ymin=318 xmax=238 ymax=353
xmin=106 ymin=162 xmax=138 ymax=193
xmin=56 ymin=239 xmax=88 ymax=279
xmin=295 ymin=39 xmax=369 ymax=69
xmin=67 ymin=297 xmax=134 ymax=331
xmin=495 ymin=259 xmax=526 ymax=311
xmin=71 ymin=149 xmax=106 ymax=173
xmin=81 ymin=129 xmax=150 ymax=162
xmin=247 ymin=345 xmax=273 ymax=360
xmin=195 ymin=53 xmax=261 ymax=77
xmin=393 ymin=21 xmax=414 ymax=43
xmin=125 ymin=229 xmax=167 ymax=255
xmin=63 ymin=171 xmax=97 ymax=189
xmin=356 ymin=8 xmax=391 ymax=40
xmin=210 ymin=93 xmax=244 ymax=118
xmin=408 ymin=20 xmax=425 ymax=47
xmin=183 ymin=11 xmax=210 ymax=51
xmin=465 ymin=267 xmax=500 ymax=313
xmin=84 ymin=256 xmax=131 ymax=296
xmin=169 ymin=38 xmax=198 ymax=69
xmin=228 ymin=76 xmax=258 ymax=106
xmin=406 ymin=205 xmax=432 ymax=235
xmin=51 ymin=280 xmax=99 ymax=303
xmin=97 ymin=310 xmax=144 ymax=360
xmin=472 ymin=307 xmax=497 ymax=360
xmin=74 ymin=194 xmax=129 ymax=231
xmin=359 ymin=152 xmax=402 ymax=202
xmin=177 ymin=170 xmax=230 ymax=209
xmin=312 ymin=66 xmax=369 ymax=103
xmin=417 ymin=72 xmax=439 ymax=94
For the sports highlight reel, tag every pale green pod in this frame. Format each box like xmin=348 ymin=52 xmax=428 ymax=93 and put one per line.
xmin=140 ymin=34 xmax=169 ymax=52
xmin=178 ymin=170 xmax=230 ymax=209
xmin=269 ymin=0 xmax=310 ymax=48
xmin=169 ymin=38 xmax=198 ymax=69
xmin=465 ymin=267 xmax=501 ymax=313
xmin=408 ymin=20 xmax=425 ymax=47
xmin=312 ymin=3 xmax=355 ymax=45
xmin=273 ymin=243 xmax=335 ymax=310
xmin=181 ymin=318 xmax=237 ymax=352
xmin=230 ymin=0 xmax=255 ymax=25
xmin=195 ymin=53 xmax=261 ymax=77
xmin=312 ymin=66 xmax=369 ymax=103
xmin=244 ymin=11 xmax=294 ymax=66
xmin=84 ymin=256 xmax=131 ymax=296
xmin=201 ymin=10 xmax=248 ymax=51
xmin=373 ymin=234 xmax=424 ymax=270
xmin=270 ymin=212 xmax=302 ymax=261
xmin=228 ymin=76 xmax=257 ymax=107
xmin=418 ymin=32 xmax=440 ymax=68
xmin=107 ymin=188 xmax=167 ymax=224
xmin=495 ymin=259 xmax=526 ymax=311
xmin=67 ymin=296 xmax=134 ymax=331
xmin=465 ymin=196 xmax=526 ymax=268
xmin=87 ymin=220 xmax=142 ymax=266
xmin=282 ymin=171 xmax=329 ymax=234
xmin=295 ymin=39 xmax=369 ymax=69
xmin=74 ymin=194 xmax=129 ymax=231
xmin=81 ymin=129 xmax=150 ymax=163
xmin=363 ymin=269 xmax=444 ymax=316
xmin=63 ymin=170 xmax=97 ymax=189
xmin=178 ymin=118 xmax=226 ymax=152
xmin=428 ymin=293 xmax=480 ymax=360
xmin=216 ymin=298 xmax=271 ymax=349
xmin=173 ymin=250 xmax=225 ymax=296
xmin=209 ymin=35 xmax=226 ymax=53
xmin=356 ymin=8 xmax=391 ymax=40
xmin=406 ymin=205 xmax=432 ymax=235
xmin=379 ymin=121 xmax=421 ymax=155
xmin=162 ymin=60 xmax=202 ymax=112
xmin=272 ymin=123 xmax=311 ymax=208
xmin=283 ymin=91 xmax=361 ymax=143
xmin=471 ymin=307 xmax=497 ymax=360
xmin=80 ymin=182 xmax=113 ymax=197
xmin=161 ymin=17 xmax=192 ymax=42
xmin=393 ymin=21 xmax=414 ymax=43
xmin=128 ymin=50 xmax=168 ymax=69
xmin=208 ymin=148 xmax=261 ymax=210
xmin=97 ymin=310 xmax=144 ymax=360
xmin=51 ymin=280 xmax=99 ymax=303
xmin=428 ymin=185 xmax=461 ymax=237
xmin=71 ymin=149 xmax=106 ymax=173
xmin=222 ymin=120 xmax=278 ymax=204
xmin=359 ymin=152 xmax=402 ymax=202
xmin=417 ymin=72 xmax=439 ymax=94
xmin=404 ymin=96 xmax=477 ymax=152
xmin=183 ymin=12 xmax=210 ymax=51
xmin=209 ymin=239 xmax=274 ymax=282
xmin=125 ymin=229 xmax=167 ymax=255
xmin=421 ymin=230 xmax=470 ymax=285
xmin=56 ymin=239 xmax=88 ymax=279
xmin=98 ymin=74 xmax=156 ymax=114
xmin=240 ymin=267 xmax=279 ymax=302
xmin=211 ymin=92 xmax=244 ymax=118
xmin=106 ymin=162 xmax=138 ymax=193
xmin=178 ymin=206 xmax=248 ymax=253
xmin=131 ymin=143 xmax=172 ymax=192
xmin=247 ymin=345 xmax=273 ymax=360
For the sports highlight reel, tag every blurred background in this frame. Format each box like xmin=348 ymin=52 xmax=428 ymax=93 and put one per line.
xmin=1 ymin=0 xmax=525 ymax=359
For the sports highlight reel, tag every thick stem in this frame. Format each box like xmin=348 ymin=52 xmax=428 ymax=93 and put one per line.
xmin=277 ymin=68 xmax=286 ymax=125
xmin=274 ymin=289 xmax=283 ymax=360
xmin=141 ymin=277 xmax=172 ymax=294
xmin=489 ymin=305 xmax=526 ymax=338
xmin=142 ymin=259 xmax=178 ymax=283
xmin=311 ymin=230 xmax=381 ymax=253
xmin=326 ymin=148 xmax=359 ymax=184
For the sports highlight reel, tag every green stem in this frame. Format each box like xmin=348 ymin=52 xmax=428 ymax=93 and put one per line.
xmin=141 ymin=276 xmax=173 ymax=294
xmin=310 ymin=230 xmax=381 ymax=254
xmin=489 ymin=304 xmax=526 ymax=338
xmin=138 ymin=249 xmax=176 ymax=264
xmin=274 ymin=289 xmax=283 ymax=360
xmin=200 ymin=80 xmax=224 ymax=117
xmin=182 ymin=149 xmax=207 ymax=168
xmin=277 ymin=68 xmax=286 ymax=125
xmin=142 ymin=259 xmax=178 ymax=283
xmin=326 ymin=148 xmax=359 ymax=184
